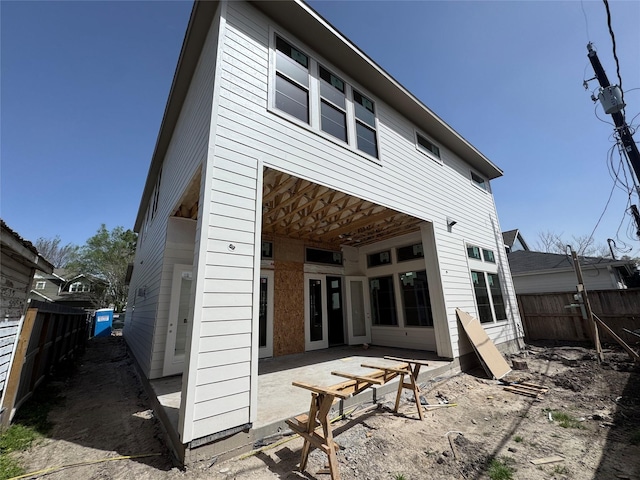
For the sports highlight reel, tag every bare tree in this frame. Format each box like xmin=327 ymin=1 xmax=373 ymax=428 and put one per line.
xmin=534 ymin=231 xmax=610 ymax=257
xmin=34 ymin=236 xmax=78 ymax=268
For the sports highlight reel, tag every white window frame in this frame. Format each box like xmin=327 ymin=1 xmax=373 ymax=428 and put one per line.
xmin=268 ymin=28 xmax=381 ymax=163
xmin=415 ymin=131 xmax=442 ymax=164
xmin=35 ymin=281 xmax=46 ymax=290
xmin=465 ymin=243 xmax=505 ymax=325
xmin=69 ymin=282 xmax=90 ymax=293
xmin=471 ymin=171 xmax=489 ymax=192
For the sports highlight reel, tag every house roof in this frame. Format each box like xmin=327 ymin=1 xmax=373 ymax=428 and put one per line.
xmin=502 ymin=230 xmax=518 ymax=249
xmin=1 ymin=219 xmax=54 ymax=273
xmin=507 ymin=250 xmax=630 ymax=275
xmin=135 ymin=0 xmax=504 ymax=232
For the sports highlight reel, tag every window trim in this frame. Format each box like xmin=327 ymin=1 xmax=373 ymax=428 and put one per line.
xmin=470 ymin=270 xmax=507 ymax=324
xmin=35 ymin=281 xmax=46 ymax=290
xmin=305 ymin=247 xmax=343 ymax=266
xmin=415 ymin=131 xmax=442 ymax=164
xmin=268 ymin=28 xmax=382 ymax=164
xmin=471 ymin=171 xmax=489 ymax=192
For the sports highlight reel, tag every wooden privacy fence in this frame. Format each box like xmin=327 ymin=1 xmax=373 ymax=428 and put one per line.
xmin=1 ymin=300 xmax=88 ymax=427
xmin=517 ymin=289 xmax=640 ymax=343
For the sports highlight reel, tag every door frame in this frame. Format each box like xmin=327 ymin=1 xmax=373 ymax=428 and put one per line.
xmin=259 ymin=270 xmax=274 ymax=358
xmin=345 ymin=275 xmax=372 ymax=345
xmin=304 ymin=273 xmax=329 ymax=350
xmin=162 ymin=264 xmax=193 ymax=376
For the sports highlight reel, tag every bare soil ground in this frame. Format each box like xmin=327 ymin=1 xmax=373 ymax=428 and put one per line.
xmin=10 ymin=336 xmax=640 ymax=480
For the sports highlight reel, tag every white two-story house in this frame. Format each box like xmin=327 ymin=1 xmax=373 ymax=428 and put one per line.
xmin=124 ymin=0 xmax=523 ymax=464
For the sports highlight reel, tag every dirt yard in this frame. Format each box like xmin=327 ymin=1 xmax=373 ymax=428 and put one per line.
xmin=9 ymin=335 xmax=640 ymax=480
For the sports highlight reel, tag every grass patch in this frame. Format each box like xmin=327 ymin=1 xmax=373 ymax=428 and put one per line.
xmin=0 ymin=383 xmax=63 ymax=480
xmin=630 ymin=430 xmax=640 ymax=446
xmin=553 ymin=465 xmax=569 ymax=474
xmin=0 ymin=454 xmax=24 ymax=480
xmin=514 ymin=435 xmax=523 ymax=443
xmin=394 ymin=475 xmax=407 ymax=480
xmin=487 ymin=457 xmax=515 ymax=480
xmin=550 ymin=411 xmax=585 ymax=429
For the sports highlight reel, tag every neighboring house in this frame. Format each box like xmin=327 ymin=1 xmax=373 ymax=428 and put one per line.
xmin=502 ymin=229 xmax=530 ymax=253
xmin=0 ymin=219 xmax=53 ymax=415
xmin=124 ymin=0 xmax=523 ymax=458
xmin=29 ymin=269 xmax=106 ymax=311
xmin=508 ymin=250 xmax=639 ymax=294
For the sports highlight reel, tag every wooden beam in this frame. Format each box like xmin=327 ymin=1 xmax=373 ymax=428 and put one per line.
xmin=593 ymin=314 xmax=640 ymax=361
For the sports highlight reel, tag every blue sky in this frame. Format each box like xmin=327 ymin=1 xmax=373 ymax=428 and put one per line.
xmin=2 ymin=1 xmax=640 ymax=257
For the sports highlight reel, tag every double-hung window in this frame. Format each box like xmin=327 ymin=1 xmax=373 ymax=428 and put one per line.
xmin=275 ymin=36 xmax=310 ymax=124
xmin=353 ymin=90 xmax=378 ymax=158
xmin=319 ymin=65 xmax=347 ymax=142
xmin=271 ymin=33 xmax=380 ymax=160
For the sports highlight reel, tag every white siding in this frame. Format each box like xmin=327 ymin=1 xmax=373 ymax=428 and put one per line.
xmin=214 ymin=1 xmax=522 ymax=362
xmin=124 ymin=8 xmax=220 ymax=378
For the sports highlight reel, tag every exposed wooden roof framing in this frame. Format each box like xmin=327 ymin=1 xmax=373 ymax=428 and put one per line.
xmin=172 ymin=169 xmax=201 ymax=220
xmin=262 ymin=168 xmax=423 ymax=247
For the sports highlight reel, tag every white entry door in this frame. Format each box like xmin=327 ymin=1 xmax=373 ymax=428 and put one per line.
xmin=304 ymin=273 xmax=328 ymax=350
xmin=345 ymin=276 xmax=371 ymax=345
xmin=258 ymin=270 xmax=274 ymax=358
xmin=162 ymin=264 xmax=193 ymax=376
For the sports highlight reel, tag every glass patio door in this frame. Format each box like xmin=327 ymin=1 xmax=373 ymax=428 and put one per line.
xmin=304 ymin=273 xmax=328 ymax=350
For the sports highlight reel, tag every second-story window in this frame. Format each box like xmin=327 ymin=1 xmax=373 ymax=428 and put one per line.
xmin=271 ymin=32 xmax=380 ymax=161
xmin=319 ymin=65 xmax=347 ymax=142
xmin=275 ymin=36 xmax=310 ymax=124
xmin=353 ymin=90 xmax=378 ymax=158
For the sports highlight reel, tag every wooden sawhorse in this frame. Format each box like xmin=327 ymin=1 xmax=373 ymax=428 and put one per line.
xmin=286 ymin=356 xmax=429 ymax=479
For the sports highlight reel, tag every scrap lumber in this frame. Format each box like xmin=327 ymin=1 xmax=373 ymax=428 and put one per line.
xmin=530 ymin=455 xmax=564 ymax=465
xmin=593 ymin=314 xmax=640 ymax=362
xmin=503 ymin=382 xmax=548 ymax=399
xmin=623 ymin=328 xmax=640 ymax=340
xmin=456 ymin=308 xmax=511 ymax=379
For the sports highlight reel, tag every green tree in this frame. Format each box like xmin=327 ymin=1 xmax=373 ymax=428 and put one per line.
xmin=34 ymin=236 xmax=78 ymax=268
xmin=67 ymin=225 xmax=136 ymax=312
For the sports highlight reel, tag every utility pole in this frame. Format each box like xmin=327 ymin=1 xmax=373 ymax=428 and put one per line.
xmin=586 ymin=43 xmax=640 ymax=236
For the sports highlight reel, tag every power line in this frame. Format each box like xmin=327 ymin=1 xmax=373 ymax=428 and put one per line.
xmin=602 ymin=0 xmax=625 ymax=109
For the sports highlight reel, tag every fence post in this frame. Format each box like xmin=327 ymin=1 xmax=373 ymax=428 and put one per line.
xmin=1 ymin=308 xmax=38 ymax=429
xmin=571 ymin=249 xmax=604 ymax=362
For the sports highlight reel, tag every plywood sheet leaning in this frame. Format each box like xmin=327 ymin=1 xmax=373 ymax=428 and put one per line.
xmin=456 ymin=308 xmax=511 ymax=380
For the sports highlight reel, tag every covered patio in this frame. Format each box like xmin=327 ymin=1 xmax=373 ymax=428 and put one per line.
xmin=147 ymin=345 xmax=456 ymax=461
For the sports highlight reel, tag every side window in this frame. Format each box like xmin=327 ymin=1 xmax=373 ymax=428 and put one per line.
xmin=416 ymin=133 xmax=441 ymax=160
xmin=275 ymin=36 xmax=310 ymax=123
xmin=471 ymin=171 xmax=488 ymax=191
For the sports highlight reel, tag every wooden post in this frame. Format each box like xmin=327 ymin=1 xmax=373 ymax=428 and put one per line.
xmin=1 ymin=308 xmax=38 ymax=429
xmin=571 ymin=250 xmax=603 ymax=362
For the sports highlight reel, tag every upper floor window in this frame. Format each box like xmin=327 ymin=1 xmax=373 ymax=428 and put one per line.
xmin=69 ymin=282 xmax=90 ymax=293
xmin=271 ymin=33 xmax=379 ymax=160
xmin=319 ymin=65 xmax=347 ymax=142
xmin=471 ymin=171 xmax=488 ymax=191
xmin=151 ymin=168 xmax=162 ymax=220
xmin=416 ymin=133 xmax=441 ymax=160
xmin=353 ymin=90 xmax=378 ymax=158
xmin=35 ymin=281 xmax=46 ymax=290
xmin=275 ymin=36 xmax=310 ymax=124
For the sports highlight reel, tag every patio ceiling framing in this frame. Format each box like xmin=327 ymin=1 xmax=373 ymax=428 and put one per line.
xmin=262 ymin=168 xmax=423 ymax=247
